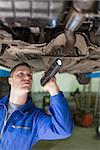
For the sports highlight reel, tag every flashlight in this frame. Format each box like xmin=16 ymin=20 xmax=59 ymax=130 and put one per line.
xmin=40 ymin=58 xmax=62 ymax=86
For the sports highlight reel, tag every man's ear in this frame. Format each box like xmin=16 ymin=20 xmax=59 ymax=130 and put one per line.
xmin=8 ymin=77 xmax=12 ymax=85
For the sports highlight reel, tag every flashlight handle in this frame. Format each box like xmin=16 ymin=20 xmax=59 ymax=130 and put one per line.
xmin=40 ymin=59 xmax=62 ymax=86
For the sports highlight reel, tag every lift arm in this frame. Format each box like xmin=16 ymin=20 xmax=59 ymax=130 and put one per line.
xmin=0 ymin=70 xmax=10 ymax=77
xmin=85 ymin=72 xmax=100 ymax=78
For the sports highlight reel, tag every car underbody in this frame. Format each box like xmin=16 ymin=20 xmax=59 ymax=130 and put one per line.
xmin=0 ymin=0 xmax=100 ymax=83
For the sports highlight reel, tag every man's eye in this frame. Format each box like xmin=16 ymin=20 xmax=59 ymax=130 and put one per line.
xmin=17 ymin=72 xmax=24 ymax=77
xmin=28 ymin=74 xmax=32 ymax=79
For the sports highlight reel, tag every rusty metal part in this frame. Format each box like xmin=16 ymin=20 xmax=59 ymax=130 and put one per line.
xmin=64 ymin=0 xmax=96 ymax=49
xmin=65 ymin=7 xmax=85 ymax=32
xmin=73 ymin=0 xmax=95 ymax=13
xmin=64 ymin=30 xmax=76 ymax=49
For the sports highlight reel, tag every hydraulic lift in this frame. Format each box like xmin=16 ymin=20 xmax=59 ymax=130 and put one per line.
xmin=0 ymin=69 xmax=10 ymax=77
xmin=85 ymin=72 xmax=100 ymax=78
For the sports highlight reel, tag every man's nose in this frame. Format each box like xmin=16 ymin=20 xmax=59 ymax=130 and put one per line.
xmin=24 ymin=74 xmax=31 ymax=80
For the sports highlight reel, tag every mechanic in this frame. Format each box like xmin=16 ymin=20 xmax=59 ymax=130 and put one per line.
xmin=0 ymin=63 xmax=73 ymax=150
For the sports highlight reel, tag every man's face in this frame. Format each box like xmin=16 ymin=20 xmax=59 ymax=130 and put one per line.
xmin=8 ymin=65 xmax=33 ymax=95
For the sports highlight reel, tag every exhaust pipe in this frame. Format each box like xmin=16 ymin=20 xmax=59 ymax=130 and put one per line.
xmin=64 ymin=0 xmax=96 ymax=48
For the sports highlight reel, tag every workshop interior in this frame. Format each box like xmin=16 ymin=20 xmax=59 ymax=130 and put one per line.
xmin=0 ymin=0 xmax=100 ymax=150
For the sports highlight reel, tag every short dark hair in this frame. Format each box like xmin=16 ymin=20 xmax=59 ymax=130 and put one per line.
xmin=10 ymin=62 xmax=31 ymax=76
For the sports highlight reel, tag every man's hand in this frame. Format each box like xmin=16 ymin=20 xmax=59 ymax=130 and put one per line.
xmin=42 ymin=77 xmax=60 ymax=96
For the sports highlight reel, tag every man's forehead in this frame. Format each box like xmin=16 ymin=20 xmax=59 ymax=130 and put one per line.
xmin=15 ymin=65 xmax=32 ymax=72
xmin=11 ymin=65 xmax=32 ymax=76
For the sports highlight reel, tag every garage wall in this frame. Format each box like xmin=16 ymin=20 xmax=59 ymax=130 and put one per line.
xmin=32 ymin=72 xmax=100 ymax=93
xmin=0 ymin=65 xmax=99 ymax=93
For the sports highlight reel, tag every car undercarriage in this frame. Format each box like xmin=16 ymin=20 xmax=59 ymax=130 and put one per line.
xmin=0 ymin=0 xmax=100 ymax=83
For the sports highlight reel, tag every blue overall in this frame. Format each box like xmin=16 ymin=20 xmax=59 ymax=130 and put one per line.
xmin=0 ymin=92 xmax=73 ymax=150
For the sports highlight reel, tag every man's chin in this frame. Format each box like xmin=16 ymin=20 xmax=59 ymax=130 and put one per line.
xmin=21 ymin=86 xmax=31 ymax=94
